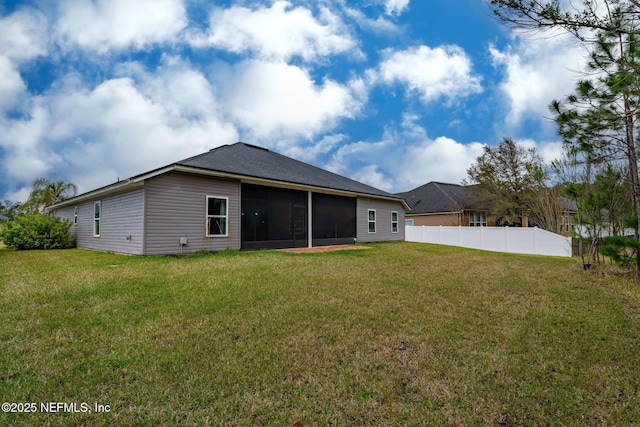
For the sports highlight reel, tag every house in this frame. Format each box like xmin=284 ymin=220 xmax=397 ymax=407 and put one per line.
xmin=47 ymin=142 xmax=408 ymax=255
xmin=396 ymin=182 xmax=494 ymax=227
xmin=398 ymin=181 xmax=577 ymax=237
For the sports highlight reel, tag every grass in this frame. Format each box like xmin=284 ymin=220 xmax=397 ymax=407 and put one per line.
xmin=1 ymin=242 xmax=639 ymax=426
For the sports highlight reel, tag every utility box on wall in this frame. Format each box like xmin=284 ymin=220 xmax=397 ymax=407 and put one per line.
xmin=179 ymin=237 xmax=188 ymax=246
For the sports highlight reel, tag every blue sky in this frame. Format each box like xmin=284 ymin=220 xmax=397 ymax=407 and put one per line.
xmin=0 ymin=0 xmax=586 ymax=202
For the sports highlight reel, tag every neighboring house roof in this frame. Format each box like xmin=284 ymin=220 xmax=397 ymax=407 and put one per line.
xmin=0 ymin=214 xmax=10 ymax=221
xmin=558 ymin=196 xmax=578 ymax=213
xmin=396 ymin=181 xmax=475 ymax=215
xmin=48 ymin=142 xmax=409 ymax=210
xmin=397 ymin=181 xmax=579 ymax=216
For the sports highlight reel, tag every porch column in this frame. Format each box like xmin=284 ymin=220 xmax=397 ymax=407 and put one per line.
xmin=308 ymin=191 xmax=313 ymax=248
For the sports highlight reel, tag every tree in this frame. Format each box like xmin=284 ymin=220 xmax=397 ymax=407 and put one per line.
xmin=550 ymin=27 xmax=640 ymax=274
xmin=22 ymin=178 xmax=78 ymax=213
xmin=488 ymin=0 xmax=640 ymax=38
xmin=487 ymin=0 xmax=640 ymax=276
xmin=466 ymin=137 xmax=547 ymax=226
xmin=0 ymin=200 xmax=22 ymax=218
xmin=527 ymin=184 xmax=566 ymax=233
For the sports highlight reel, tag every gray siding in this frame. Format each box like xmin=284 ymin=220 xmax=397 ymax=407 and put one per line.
xmin=54 ymin=206 xmax=76 ymax=229
xmin=144 ymin=172 xmax=240 ymax=255
xmin=356 ymin=197 xmax=406 ymax=243
xmin=64 ymin=189 xmax=145 ymax=254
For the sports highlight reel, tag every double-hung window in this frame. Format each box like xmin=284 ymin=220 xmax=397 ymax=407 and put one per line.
xmin=391 ymin=211 xmax=399 ymax=233
xmin=93 ymin=202 xmax=101 ymax=237
xmin=206 ymin=196 xmax=228 ymax=237
xmin=368 ymin=209 xmax=376 ymax=233
xmin=74 ymin=206 xmax=78 ymax=225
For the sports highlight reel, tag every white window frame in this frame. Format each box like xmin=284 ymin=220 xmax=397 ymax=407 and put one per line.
xmin=93 ymin=201 xmax=101 ymax=237
xmin=206 ymin=196 xmax=229 ymax=237
xmin=368 ymin=209 xmax=376 ymax=233
xmin=469 ymin=211 xmax=487 ymax=227
xmin=73 ymin=206 xmax=78 ymax=225
xmin=391 ymin=211 xmax=399 ymax=233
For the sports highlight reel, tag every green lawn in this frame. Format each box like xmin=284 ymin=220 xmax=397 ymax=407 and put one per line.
xmin=1 ymin=242 xmax=639 ymax=426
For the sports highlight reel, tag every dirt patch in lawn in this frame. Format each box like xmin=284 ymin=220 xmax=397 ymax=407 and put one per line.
xmin=280 ymin=245 xmax=371 ymax=254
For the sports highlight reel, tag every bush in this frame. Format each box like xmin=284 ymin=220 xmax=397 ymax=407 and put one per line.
xmin=599 ymin=235 xmax=640 ymax=267
xmin=0 ymin=213 xmax=75 ymax=250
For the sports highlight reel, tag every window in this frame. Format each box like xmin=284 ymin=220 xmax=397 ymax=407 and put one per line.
xmin=560 ymin=215 xmax=573 ymax=233
xmin=391 ymin=211 xmax=399 ymax=233
xmin=405 ymin=219 xmax=414 ymax=227
xmin=93 ymin=202 xmax=101 ymax=237
xmin=368 ymin=209 xmax=376 ymax=233
xmin=73 ymin=206 xmax=78 ymax=225
xmin=469 ymin=212 xmax=487 ymax=227
xmin=206 ymin=196 xmax=228 ymax=237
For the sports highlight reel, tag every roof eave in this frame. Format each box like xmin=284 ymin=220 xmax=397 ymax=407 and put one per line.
xmin=47 ymin=164 xmax=410 ymax=210
xmin=173 ymin=165 xmax=410 ymax=209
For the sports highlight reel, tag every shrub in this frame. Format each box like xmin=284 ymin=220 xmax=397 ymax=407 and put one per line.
xmin=0 ymin=213 xmax=75 ymax=250
xmin=599 ymin=235 xmax=640 ymax=267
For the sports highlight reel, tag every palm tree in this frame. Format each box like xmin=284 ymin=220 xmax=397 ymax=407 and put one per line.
xmin=23 ymin=178 xmax=78 ymax=213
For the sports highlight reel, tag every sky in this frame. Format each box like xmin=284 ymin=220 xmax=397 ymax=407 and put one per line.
xmin=0 ymin=0 xmax=589 ymax=202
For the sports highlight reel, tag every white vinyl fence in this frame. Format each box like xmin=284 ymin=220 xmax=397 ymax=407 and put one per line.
xmin=406 ymin=226 xmax=572 ymax=257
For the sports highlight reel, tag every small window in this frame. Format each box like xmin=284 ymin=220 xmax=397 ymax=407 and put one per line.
xmin=73 ymin=206 xmax=78 ymax=225
xmin=391 ymin=211 xmax=399 ymax=233
xmin=368 ymin=209 xmax=376 ymax=233
xmin=206 ymin=196 xmax=228 ymax=237
xmin=469 ymin=212 xmax=487 ymax=227
xmin=93 ymin=202 xmax=101 ymax=237
xmin=405 ymin=219 xmax=414 ymax=227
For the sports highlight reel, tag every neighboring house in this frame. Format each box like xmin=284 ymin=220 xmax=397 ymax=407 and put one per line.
xmin=396 ymin=182 xmax=495 ymax=227
xmin=398 ymin=181 xmax=577 ymax=237
xmin=0 ymin=214 xmax=9 ymax=221
xmin=555 ymin=197 xmax=577 ymax=237
xmin=47 ymin=142 xmax=408 ymax=255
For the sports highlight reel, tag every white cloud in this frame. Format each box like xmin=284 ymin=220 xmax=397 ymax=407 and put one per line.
xmin=54 ymin=0 xmax=187 ymax=53
xmin=0 ymin=102 xmax=53 ymax=182
xmin=0 ymin=56 xmax=26 ymax=111
xmin=490 ymin=31 xmax=586 ymax=127
xmin=327 ymin=116 xmax=485 ymax=192
xmin=516 ymin=138 xmax=564 ymax=165
xmin=283 ymin=134 xmax=347 ymax=163
xmin=0 ymin=8 xmax=47 ymax=112
xmin=188 ymin=1 xmax=357 ymax=61
xmin=342 ymin=6 xmax=400 ymax=34
xmin=0 ymin=61 xmax=238 ymax=195
xmin=0 ymin=8 xmax=48 ymax=61
xmin=218 ymin=60 xmax=364 ymax=141
xmin=384 ymin=0 xmax=410 ymax=16
xmin=372 ymin=45 xmax=482 ymax=104
xmin=329 ymin=123 xmax=563 ymax=194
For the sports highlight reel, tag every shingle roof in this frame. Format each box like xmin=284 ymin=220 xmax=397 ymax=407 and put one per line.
xmin=177 ymin=142 xmax=402 ymax=200
xmin=396 ymin=182 xmax=474 ymax=214
xmin=48 ymin=142 xmax=407 ymax=210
